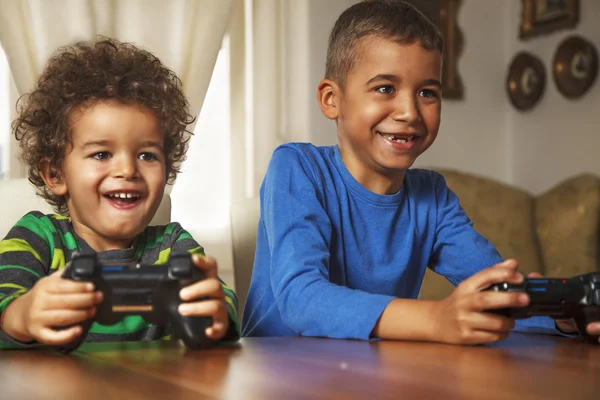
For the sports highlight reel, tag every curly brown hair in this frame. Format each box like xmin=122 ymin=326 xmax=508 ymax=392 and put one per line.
xmin=12 ymin=37 xmax=195 ymax=214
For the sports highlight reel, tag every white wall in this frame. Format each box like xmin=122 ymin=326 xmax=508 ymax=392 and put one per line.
xmin=414 ymin=0 xmax=510 ymax=184
xmin=506 ymin=0 xmax=600 ymax=194
xmin=290 ymin=0 xmax=600 ymax=195
xmin=305 ymin=0 xmax=356 ymax=147
xmin=280 ymin=0 xmax=355 ymax=148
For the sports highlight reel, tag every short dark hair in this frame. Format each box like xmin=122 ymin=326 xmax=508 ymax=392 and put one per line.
xmin=325 ymin=0 xmax=444 ymax=86
xmin=12 ymin=37 xmax=195 ymax=214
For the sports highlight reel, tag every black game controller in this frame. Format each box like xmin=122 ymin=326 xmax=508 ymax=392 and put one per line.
xmin=57 ymin=251 xmax=213 ymax=353
xmin=485 ymin=273 xmax=600 ymax=340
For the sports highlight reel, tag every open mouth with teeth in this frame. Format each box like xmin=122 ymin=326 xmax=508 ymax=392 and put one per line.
xmin=104 ymin=192 xmax=142 ymax=206
xmin=377 ymin=132 xmax=416 ymax=144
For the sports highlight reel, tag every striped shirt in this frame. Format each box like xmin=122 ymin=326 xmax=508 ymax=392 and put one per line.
xmin=0 ymin=211 xmax=239 ymax=349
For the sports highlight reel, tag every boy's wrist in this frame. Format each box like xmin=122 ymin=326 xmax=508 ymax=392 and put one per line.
xmin=220 ymin=297 xmax=240 ymax=342
xmin=372 ymin=298 xmax=439 ymax=341
xmin=423 ymin=300 xmax=443 ymax=342
xmin=1 ymin=294 xmax=34 ymax=343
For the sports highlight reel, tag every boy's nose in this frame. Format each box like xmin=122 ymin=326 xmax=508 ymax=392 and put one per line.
xmin=112 ymin=156 xmax=139 ymax=180
xmin=391 ymin=95 xmax=422 ymax=123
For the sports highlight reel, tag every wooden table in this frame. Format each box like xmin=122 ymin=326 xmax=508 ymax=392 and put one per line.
xmin=0 ymin=333 xmax=599 ymax=399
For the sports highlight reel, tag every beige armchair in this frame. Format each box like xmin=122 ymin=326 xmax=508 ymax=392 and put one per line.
xmin=419 ymin=170 xmax=600 ymax=300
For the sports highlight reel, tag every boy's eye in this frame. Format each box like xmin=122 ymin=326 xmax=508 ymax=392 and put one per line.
xmin=375 ymin=85 xmax=395 ymax=95
xmin=138 ymin=152 xmax=158 ymax=161
xmin=92 ymin=152 xmax=110 ymax=160
xmin=419 ymin=89 xmax=439 ymax=99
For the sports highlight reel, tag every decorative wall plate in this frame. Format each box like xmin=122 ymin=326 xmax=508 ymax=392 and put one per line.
xmin=553 ymin=35 xmax=598 ymax=99
xmin=506 ymin=52 xmax=546 ymax=111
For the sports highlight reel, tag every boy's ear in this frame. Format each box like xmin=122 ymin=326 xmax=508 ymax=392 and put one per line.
xmin=39 ymin=158 xmax=67 ymax=196
xmin=317 ymin=79 xmax=340 ymax=120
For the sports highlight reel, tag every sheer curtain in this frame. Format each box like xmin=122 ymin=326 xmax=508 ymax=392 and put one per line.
xmin=0 ymin=0 xmax=234 ymax=178
xmin=173 ymin=0 xmax=304 ymax=282
xmin=171 ymin=2 xmax=244 ymax=284
xmin=0 ymin=46 xmax=9 ymax=179
xmin=232 ymin=0 xmax=313 ymax=199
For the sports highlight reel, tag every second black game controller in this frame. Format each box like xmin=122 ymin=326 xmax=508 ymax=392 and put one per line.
xmin=485 ymin=273 xmax=600 ymax=340
xmin=56 ymin=250 xmax=213 ymax=353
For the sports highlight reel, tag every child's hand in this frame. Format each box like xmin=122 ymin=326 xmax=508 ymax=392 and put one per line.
xmin=178 ymin=254 xmax=230 ymax=340
xmin=1 ymin=271 xmax=103 ymax=345
xmin=586 ymin=322 xmax=600 ymax=343
xmin=431 ymin=259 xmax=527 ymax=345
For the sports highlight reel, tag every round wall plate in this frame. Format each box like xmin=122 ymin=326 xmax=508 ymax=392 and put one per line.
xmin=506 ymin=52 xmax=546 ymax=111
xmin=553 ymin=35 xmax=598 ymax=99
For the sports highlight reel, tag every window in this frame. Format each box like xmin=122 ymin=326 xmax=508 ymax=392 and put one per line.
xmin=171 ymin=36 xmax=231 ymax=233
xmin=0 ymin=45 xmax=10 ymax=179
xmin=170 ymin=36 xmax=235 ymax=284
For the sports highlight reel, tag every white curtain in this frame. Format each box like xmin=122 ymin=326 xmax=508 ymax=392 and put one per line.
xmin=241 ymin=0 xmax=337 ymax=197
xmin=170 ymin=0 xmax=293 ymax=284
xmin=0 ymin=0 xmax=234 ymax=178
xmin=236 ymin=0 xmax=311 ymax=199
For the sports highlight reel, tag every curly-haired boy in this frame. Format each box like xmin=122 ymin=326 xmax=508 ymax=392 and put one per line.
xmin=0 ymin=38 xmax=239 ymax=348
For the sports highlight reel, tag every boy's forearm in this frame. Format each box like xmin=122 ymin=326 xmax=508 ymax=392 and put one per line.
xmin=371 ymin=298 xmax=440 ymax=341
xmin=223 ymin=295 xmax=240 ymax=342
xmin=220 ymin=282 xmax=240 ymax=342
xmin=1 ymin=295 xmax=33 ymax=343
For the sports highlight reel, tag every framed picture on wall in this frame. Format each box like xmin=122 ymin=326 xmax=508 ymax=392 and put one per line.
xmin=520 ymin=0 xmax=579 ymax=39
xmin=440 ymin=0 xmax=464 ymax=99
xmin=388 ymin=0 xmax=464 ymax=99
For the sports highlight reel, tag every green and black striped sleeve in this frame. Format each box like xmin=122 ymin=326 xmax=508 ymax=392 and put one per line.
xmin=0 ymin=212 xmax=62 ymax=348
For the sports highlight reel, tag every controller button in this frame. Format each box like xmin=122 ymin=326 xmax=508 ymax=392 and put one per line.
xmin=170 ymin=254 xmax=192 ymax=278
xmin=74 ymin=258 xmax=96 ymax=279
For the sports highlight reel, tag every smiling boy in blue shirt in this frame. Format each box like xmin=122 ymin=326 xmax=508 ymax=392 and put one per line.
xmin=242 ymin=0 xmax=593 ymax=344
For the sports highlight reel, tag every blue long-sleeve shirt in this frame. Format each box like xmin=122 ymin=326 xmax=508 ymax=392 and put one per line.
xmin=241 ymin=143 xmax=559 ymax=339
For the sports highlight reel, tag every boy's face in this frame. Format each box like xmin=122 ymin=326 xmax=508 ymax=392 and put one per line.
xmin=44 ymin=101 xmax=167 ymax=251
xmin=319 ymin=36 xmax=442 ymax=194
